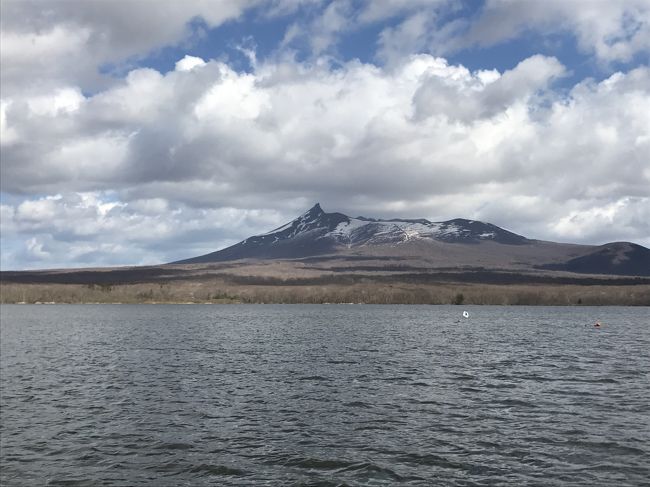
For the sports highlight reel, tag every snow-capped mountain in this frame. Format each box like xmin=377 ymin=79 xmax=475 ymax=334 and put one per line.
xmin=175 ymin=203 xmax=528 ymax=264
xmin=258 ymin=203 xmax=527 ymax=246
xmin=173 ymin=204 xmax=649 ymax=276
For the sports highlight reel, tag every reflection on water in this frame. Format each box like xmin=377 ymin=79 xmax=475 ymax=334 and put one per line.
xmin=1 ymin=304 xmax=649 ymax=486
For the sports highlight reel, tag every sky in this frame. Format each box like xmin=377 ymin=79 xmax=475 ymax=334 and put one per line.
xmin=1 ymin=0 xmax=649 ymax=270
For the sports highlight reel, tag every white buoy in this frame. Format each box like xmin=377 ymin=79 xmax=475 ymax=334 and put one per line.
xmin=462 ymin=311 xmax=469 ymax=318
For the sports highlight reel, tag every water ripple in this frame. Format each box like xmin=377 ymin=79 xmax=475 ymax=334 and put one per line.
xmin=2 ymin=304 xmax=649 ymax=486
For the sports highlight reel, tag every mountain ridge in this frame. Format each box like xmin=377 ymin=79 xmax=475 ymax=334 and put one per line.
xmin=172 ymin=204 xmax=649 ymax=277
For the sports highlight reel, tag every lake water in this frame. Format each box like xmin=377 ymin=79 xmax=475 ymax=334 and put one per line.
xmin=1 ymin=304 xmax=649 ymax=486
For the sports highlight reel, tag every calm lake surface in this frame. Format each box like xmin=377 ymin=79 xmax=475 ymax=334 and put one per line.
xmin=1 ymin=304 xmax=649 ymax=486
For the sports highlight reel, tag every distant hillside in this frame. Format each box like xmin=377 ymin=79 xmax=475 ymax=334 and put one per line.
xmin=540 ymin=242 xmax=650 ymax=276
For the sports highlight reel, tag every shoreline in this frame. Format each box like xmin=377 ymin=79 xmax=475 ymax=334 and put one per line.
xmin=2 ymin=281 xmax=649 ymax=306
xmin=4 ymin=302 xmax=649 ymax=306
xmin=3 ymin=261 xmax=649 ymax=306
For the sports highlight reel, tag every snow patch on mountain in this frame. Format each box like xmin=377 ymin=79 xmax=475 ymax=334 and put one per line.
xmin=328 ymin=218 xmax=371 ymax=238
xmin=248 ymin=204 xmax=528 ymax=247
xmin=260 ymin=220 xmax=294 ymax=236
xmin=321 ymin=218 xmax=487 ymax=245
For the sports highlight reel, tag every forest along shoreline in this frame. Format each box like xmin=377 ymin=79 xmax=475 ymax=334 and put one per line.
xmin=1 ymin=262 xmax=649 ymax=305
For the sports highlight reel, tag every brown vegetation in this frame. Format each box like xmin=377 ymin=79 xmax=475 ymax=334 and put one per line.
xmin=2 ymin=260 xmax=648 ymax=305
xmin=1 ymin=279 xmax=648 ymax=306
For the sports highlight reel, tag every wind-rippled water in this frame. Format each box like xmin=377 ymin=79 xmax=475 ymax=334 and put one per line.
xmin=1 ymin=304 xmax=649 ymax=486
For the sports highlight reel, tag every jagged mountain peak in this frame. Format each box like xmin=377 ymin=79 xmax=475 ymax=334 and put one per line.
xmin=174 ymin=204 xmax=530 ymax=264
xmin=300 ymin=202 xmax=324 ymax=219
xmin=259 ymin=204 xmax=348 ymax=240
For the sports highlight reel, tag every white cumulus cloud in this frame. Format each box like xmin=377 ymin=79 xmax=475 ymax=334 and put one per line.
xmin=1 ymin=53 xmax=649 ymax=268
xmin=175 ymin=55 xmax=208 ymax=72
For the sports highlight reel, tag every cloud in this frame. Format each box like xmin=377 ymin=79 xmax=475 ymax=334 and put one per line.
xmin=1 ymin=52 xmax=649 ymax=268
xmin=308 ymin=0 xmax=355 ymax=54
xmin=3 ymin=0 xmax=646 ymax=100
xmin=463 ymin=0 xmax=650 ymax=63
xmin=549 ymin=197 xmax=650 ymax=244
xmin=376 ymin=11 xmax=434 ymax=65
xmin=175 ymin=55 xmax=208 ymax=72
xmin=0 ymin=100 xmax=18 ymax=145
xmin=412 ymin=54 xmax=566 ymax=122
xmin=358 ymin=0 xmax=447 ymax=24
xmin=0 ymin=0 xmax=257 ymax=94
xmin=281 ymin=0 xmax=451 ymax=59
xmin=1 ymin=192 xmax=289 ymax=269
xmin=277 ymin=0 xmax=650 ymax=65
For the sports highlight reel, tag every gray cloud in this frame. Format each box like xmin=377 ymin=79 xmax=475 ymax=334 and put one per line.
xmin=1 ymin=193 xmax=289 ymax=269
xmin=372 ymin=0 xmax=650 ymax=64
xmin=463 ymin=0 xmax=650 ymax=64
xmin=412 ymin=55 xmax=566 ymax=122
xmin=0 ymin=0 xmax=257 ymax=94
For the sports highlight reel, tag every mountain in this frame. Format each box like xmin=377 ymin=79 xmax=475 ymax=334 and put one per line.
xmin=173 ymin=204 xmax=650 ymax=277
xmin=540 ymin=242 xmax=650 ymax=276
